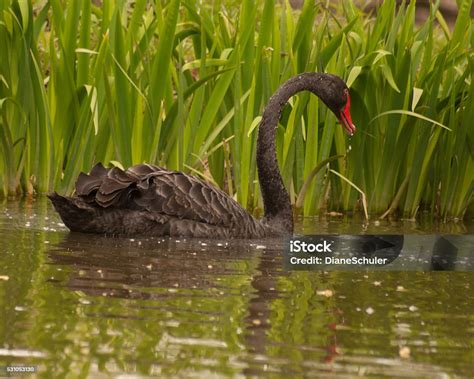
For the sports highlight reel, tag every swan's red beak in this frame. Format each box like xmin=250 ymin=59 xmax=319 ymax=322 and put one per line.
xmin=339 ymin=95 xmax=356 ymax=135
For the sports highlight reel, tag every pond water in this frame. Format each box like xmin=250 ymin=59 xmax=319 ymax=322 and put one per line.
xmin=0 ymin=197 xmax=473 ymax=378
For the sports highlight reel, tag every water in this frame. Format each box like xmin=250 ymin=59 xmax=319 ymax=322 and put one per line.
xmin=0 ymin=197 xmax=473 ymax=378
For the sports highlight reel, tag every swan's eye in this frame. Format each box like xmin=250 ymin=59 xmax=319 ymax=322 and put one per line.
xmin=342 ymin=89 xmax=350 ymax=108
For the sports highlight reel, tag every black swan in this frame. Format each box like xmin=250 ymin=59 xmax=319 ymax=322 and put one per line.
xmin=49 ymin=73 xmax=355 ymax=238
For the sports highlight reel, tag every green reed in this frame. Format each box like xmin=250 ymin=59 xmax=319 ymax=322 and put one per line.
xmin=0 ymin=0 xmax=472 ymax=220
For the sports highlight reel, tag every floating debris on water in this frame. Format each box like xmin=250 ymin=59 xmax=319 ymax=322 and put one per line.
xmin=399 ymin=346 xmax=411 ymax=359
xmin=317 ymin=289 xmax=334 ymax=297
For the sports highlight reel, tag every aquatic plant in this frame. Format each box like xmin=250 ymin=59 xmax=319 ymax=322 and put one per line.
xmin=0 ymin=0 xmax=472 ymax=220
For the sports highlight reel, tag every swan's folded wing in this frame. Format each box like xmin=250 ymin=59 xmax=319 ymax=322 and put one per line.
xmin=134 ymin=169 xmax=242 ymax=227
xmin=75 ymin=163 xmax=250 ymax=227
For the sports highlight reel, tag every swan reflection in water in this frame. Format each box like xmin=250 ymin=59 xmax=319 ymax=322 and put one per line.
xmin=46 ymin=233 xmax=295 ymax=374
xmin=47 ymin=233 xmax=282 ymax=296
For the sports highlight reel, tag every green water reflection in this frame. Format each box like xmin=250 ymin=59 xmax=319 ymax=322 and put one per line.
xmin=0 ymin=198 xmax=473 ymax=378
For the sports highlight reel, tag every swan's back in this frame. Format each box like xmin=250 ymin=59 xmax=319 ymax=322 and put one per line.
xmin=49 ymin=163 xmax=267 ymax=238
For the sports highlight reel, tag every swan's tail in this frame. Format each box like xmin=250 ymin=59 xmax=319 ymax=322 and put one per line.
xmin=47 ymin=193 xmax=95 ymax=232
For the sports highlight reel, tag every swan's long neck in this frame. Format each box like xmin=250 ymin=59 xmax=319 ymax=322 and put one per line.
xmin=257 ymin=73 xmax=330 ymax=234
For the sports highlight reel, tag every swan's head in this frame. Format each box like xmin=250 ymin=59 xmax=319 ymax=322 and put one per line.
xmin=319 ymin=74 xmax=356 ymax=136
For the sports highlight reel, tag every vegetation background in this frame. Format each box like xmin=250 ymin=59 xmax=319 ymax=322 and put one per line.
xmin=0 ymin=0 xmax=472 ymax=220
